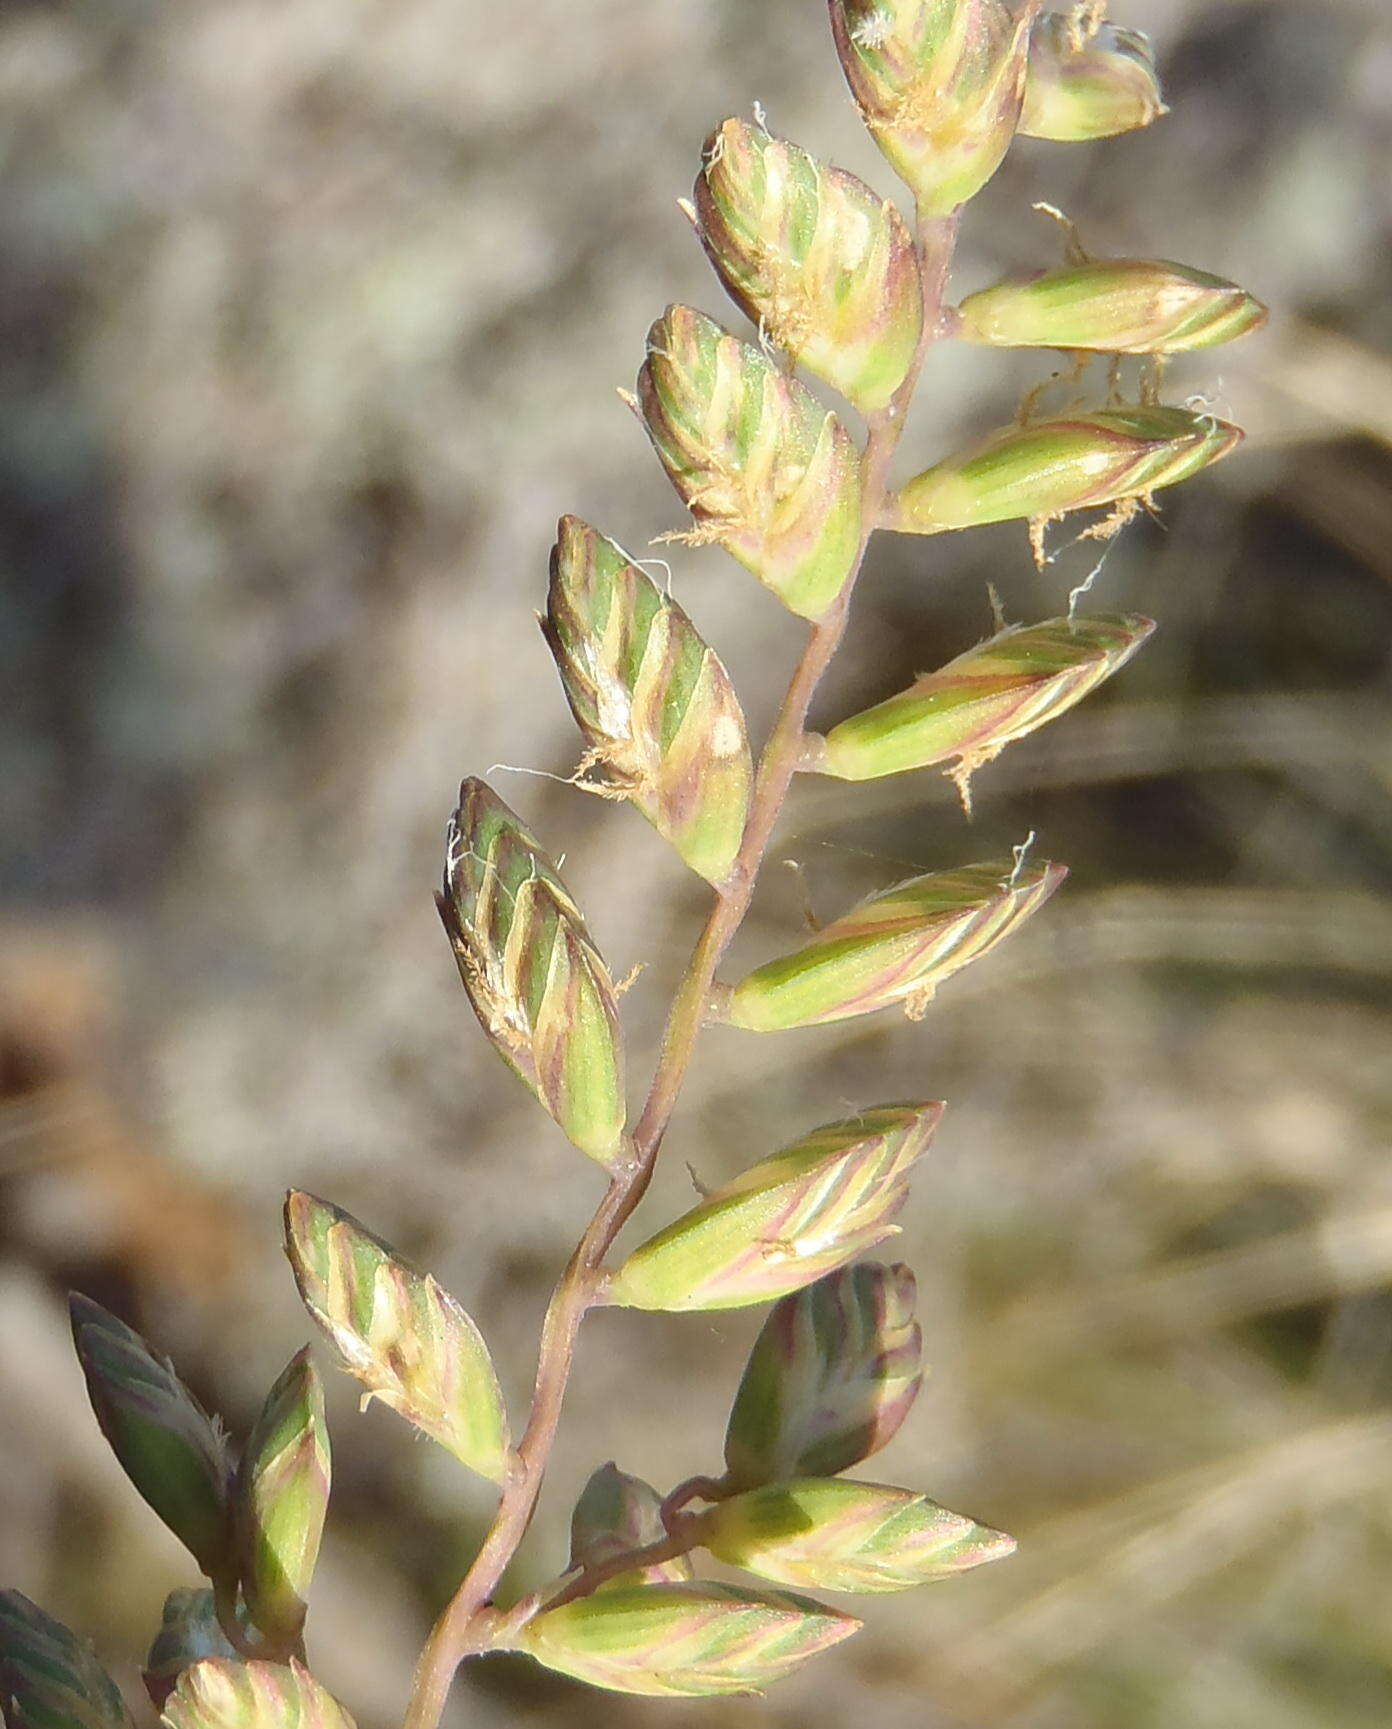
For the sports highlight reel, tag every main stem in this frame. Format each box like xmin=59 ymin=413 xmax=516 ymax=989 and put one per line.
xmin=402 ymin=209 xmax=959 ymax=1729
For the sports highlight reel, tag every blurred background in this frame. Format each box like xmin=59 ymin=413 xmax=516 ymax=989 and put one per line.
xmin=2 ymin=0 xmax=1390 ymax=1725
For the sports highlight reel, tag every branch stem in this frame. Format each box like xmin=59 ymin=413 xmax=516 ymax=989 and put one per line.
xmin=401 ymin=207 xmax=959 ymax=1729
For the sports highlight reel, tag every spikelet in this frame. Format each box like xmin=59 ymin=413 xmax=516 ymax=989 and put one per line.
xmin=544 ymin=516 xmax=752 ymax=886
xmin=605 ymin=1104 xmax=940 ymax=1312
xmin=693 ymin=118 xmax=923 ymax=412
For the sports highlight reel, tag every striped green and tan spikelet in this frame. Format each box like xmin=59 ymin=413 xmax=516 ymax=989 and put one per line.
xmin=1019 ymin=12 xmax=1165 ymax=141
xmin=518 ymin=1581 xmax=859 ymax=1697
xmin=283 ymin=1192 xmax=511 ymax=1483
xmin=235 ymin=1349 xmax=331 ymax=1645
xmin=723 ymin=1262 xmax=922 ymax=1491
xmin=720 ymin=860 xmax=1066 ymax=1030
xmin=701 ymin=1478 xmax=1015 ymax=1592
xmin=438 ymin=778 xmax=626 ymax=1165
xmin=691 ymin=118 xmax=923 ymax=413
xmin=569 ymin=1463 xmax=696 ymax=1587
xmin=809 ymin=612 xmax=1155 ymax=793
xmin=0 ymin=1592 xmax=135 ymax=1729
xmin=605 ymin=1103 xmax=940 ymax=1312
xmin=956 ymin=258 xmax=1268 ymax=353
xmin=161 ymin=1661 xmax=356 ymax=1729
xmin=634 ymin=305 xmax=861 ymax=619
xmin=543 ymin=516 xmax=752 ymax=886
xmin=889 ymin=406 xmax=1241 ymax=537
xmin=828 ymin=0 xmax=1032 ymax=215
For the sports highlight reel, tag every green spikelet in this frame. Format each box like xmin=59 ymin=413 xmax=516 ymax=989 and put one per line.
xmin=811 ymin=613 xmax=1156 ymax=793
xmin=438 ymin=778 xmax=627 ymax=1166
xmin=143 ymin=1592 xmax=243 ymax=1712
xmin=235 ymin=1349 xmax=331 ymax=1645
xmin=569 ymin=1463 xmax=696 ymax=1587
xmin=605 ymin=1104 xmax=940 ymax=1312
xmin=543 ymin=517 xmax=752 ymax=886
xmin=519 ymin=1581 xmax=859 ymax=1697
xmin=701 ymin=1478 xmax=1016 ymax=1592
xmin=635 ymin=305 xmax=862 ymax=619
xmin=888 ymin=407 xmax=1242 ymax=538
xmin=0 ymin=1592 xmax=135 ymax=1729
xmin=1020 ymin=13 xmax=1166 ymax=141
xmin=720 ymin=860 xmax=1066 ymax=1029
xmin=828 ymin=0 xmax=1033 ymax=215
xmin=957 ymin=257 xmax=1267 ymax=353
xmin=283 ymin=1192 xmax=511 ymax=1483
xmin=69 ymin=1295 xmax=233 ymax=1580
xmin=692 ymin=118 xmax=923 ymax=412
xmin=723 ymin=1262 xmax=923 ymax=1491
xmin=160 ymin=1660 xmax=356 ymax=1729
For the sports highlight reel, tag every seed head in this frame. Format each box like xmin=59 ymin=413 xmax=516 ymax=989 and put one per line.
xmin=700 ymin=1478 xmax=1016 ymax=1592
xmin=438 ymin=778 xmax=627 ymax=1166
xmin=520 ymin=1581 xmax=859 ymax=1696
xmin=544 ymin=517 xmax=751 ymax=886
xmin=605 ymin=1103 xmax=940 ymax=1312
xmin=720 ymin=860 xmax=1066 ymax=1030
xmin=636 ymin=305 xmax=862 ymax=619
xmin=693 ymin=118 xmax=922 ymax=412
xmin=723 ymin=1262 xmax=923 ymax=1490
xmin=1020 ymin=14 xmax=1166 ymax=141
